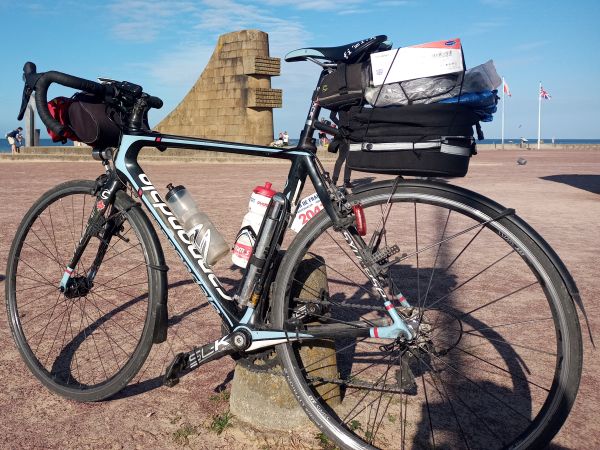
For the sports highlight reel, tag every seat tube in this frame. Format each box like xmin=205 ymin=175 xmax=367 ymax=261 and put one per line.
xmin=298 ymin=69 xmax=328 ymax=150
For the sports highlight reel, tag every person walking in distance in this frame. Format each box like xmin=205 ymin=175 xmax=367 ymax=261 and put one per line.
xmin=282 ymin=131 xmax=289 ymax=146
xmin=6 ymin=127 xmax=23 ymax=154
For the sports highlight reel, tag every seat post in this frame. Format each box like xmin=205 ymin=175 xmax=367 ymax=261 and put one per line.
xmin=297 ymin=69 xmax=329 ymax=151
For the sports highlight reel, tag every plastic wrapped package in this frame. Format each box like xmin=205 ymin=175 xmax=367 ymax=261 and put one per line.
xmin=461 ymin=60 xmax=502 ymax=93
xmin=365 ymin=60 xmax=501 ymax=107
xmin=365 ymin=74 xmax=462 ymax=107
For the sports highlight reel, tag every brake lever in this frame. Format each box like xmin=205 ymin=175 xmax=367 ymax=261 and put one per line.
xmin=17 ymin=84 xmax=32 ymax=120
xmin=17 ymin=62 xmax=42 ymax=120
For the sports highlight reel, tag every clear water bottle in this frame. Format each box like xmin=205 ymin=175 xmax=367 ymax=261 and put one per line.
xmin=165 ymin=183 xmax=230 ymax=266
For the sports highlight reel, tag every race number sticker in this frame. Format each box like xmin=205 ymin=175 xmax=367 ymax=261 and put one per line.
xmin=291 ymin=193 xmax=323 ymax=233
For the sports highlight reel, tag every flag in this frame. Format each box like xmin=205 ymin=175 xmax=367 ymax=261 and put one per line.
xmin=503 ymin=80 xmax=512 ymax=97
xmin=540 ymin=85 xmax=551 ymax=99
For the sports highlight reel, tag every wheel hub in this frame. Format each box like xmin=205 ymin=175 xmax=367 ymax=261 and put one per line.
xmin=62 ymin=276 xmax=93 ymax=298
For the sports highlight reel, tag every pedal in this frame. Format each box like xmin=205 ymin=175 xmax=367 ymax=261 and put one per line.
xmin=163 ymin=352 xmax=188 ymax=387
xmin=162 ymin=331 xmax=250 ymax=387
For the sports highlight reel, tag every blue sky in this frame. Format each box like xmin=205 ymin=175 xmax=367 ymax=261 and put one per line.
xmin=1 ymin=0 xmax=599 ymax=140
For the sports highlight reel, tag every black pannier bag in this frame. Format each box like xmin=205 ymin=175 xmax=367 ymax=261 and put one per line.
xmin=68 ymin=93 xmax=122 ymax=148
xmin=317 ymin=62 xmax=370 ymax=110
xmin=333 ymin=103 xmax=480 ymax=177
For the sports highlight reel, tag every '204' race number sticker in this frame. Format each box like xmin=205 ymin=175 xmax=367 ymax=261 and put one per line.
xmin=290 ymin=193 xmax=323 ymax=233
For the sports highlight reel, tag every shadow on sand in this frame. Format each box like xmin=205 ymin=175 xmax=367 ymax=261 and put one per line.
xmin=541 ymin=174 xmax=600 ymax=195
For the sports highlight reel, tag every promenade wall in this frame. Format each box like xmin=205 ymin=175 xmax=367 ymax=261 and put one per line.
xmin=2 ymin=143 xmax=598 ymax=163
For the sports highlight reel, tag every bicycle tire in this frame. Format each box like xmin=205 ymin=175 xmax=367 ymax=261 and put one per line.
xmin=273 ymin=180 xmax=582 ymax=449
xmin=5 ymin=180 xmax=166 ymax=402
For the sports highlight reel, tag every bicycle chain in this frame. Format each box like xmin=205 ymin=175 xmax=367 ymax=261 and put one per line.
xmin=295 ymin=297 xmax=388 ymax=313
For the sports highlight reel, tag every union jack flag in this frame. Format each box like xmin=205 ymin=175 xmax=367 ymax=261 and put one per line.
xmin=540 ymin=86 xmax=551 ymax=99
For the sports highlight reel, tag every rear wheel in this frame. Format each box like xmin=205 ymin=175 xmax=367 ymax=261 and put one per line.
xmin=273 ymin=180 xmax=582 ymax=449
xmin=5 ymin=180 xmax=165 ymax=401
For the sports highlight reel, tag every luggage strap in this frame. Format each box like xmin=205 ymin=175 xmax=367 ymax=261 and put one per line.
xmin=336 ymin=63 xmax=348 ymax=95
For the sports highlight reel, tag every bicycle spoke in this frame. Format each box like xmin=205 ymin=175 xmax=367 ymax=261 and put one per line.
xmin=96 ymin=260 xmax=147 ymax=289
xmin=100 ymin=240 xmax=142 ymax=266
xmin=422 ymin=209 xmax=451 ymax=309
xmin=21 ymin=240 xmax=63 ymax=273
xmin=59 ymin=196 xmax=79 ymax=254
xmin=427 ymin=350 xmax=533 ymax=422
xmin=21 ymin=293 xmax=69 ymax=327
xmin=461 ymin=331 xmax=556 ymax=357
xmin=85 ymin=290 xmax=144 ymax=341
xmin=27 ymin=227 xmax=64 ymax=270
xmin=16 ymin=256 xmax=60 ymax=290
xmin=414 ymin=202 xmax=421 ymax=309
xmin=444 ymin=225 xmax=485 ymax=272
xmin=93 ymin=279 xmax=150 ymax=295
xmin=325 ymin=230 xmax=368 ymax=277
xmin=30 ymin=292 xmax=68 ymax=352
xmin=16 ymin=284 xmax=59 ymax=309
xmin=429 ymin=314 xmax=554 ymax=336
xmin=458 ymin=281 xmax=539 ymax=319
xmin=421 ymin=355 xmax=436 ymax=449
xmin=410 ymin=349 xmax=477 ymax=447
xmin=37 ymin=210 xmax=62 ymax=267
xmin=450 ymin=343 xmax=550 ymax=392
xmin=426 ymin=250 xmax=516 ymax=311
xmin=88 ymin=286 xmax=147 ymax=323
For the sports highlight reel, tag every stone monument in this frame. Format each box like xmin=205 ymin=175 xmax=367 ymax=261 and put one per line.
xmin=156 ymin=30 xmax=282 ymax=146
xmin=229 ymin=254 xmax=340 ymax=430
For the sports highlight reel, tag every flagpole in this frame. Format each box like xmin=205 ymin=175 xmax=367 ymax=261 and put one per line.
xmin=537 ymin=81 xmax=541 ymax=150
xmin=502 ymin=77 xmax=505 ymax=149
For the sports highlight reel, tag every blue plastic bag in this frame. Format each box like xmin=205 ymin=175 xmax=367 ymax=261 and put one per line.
xmin=438 ymin=90 xmax=499 ymax=122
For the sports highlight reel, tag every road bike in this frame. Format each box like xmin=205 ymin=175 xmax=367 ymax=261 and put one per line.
xmin=5 ymin=36 xmax=585 ymax=449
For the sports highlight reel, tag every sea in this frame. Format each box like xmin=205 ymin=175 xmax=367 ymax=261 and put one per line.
xmin=2 ymin=138 xmax=600 ymax=153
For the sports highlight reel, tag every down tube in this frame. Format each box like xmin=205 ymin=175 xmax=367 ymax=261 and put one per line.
xmin=114 ymin=138 xmax=240 ymax=328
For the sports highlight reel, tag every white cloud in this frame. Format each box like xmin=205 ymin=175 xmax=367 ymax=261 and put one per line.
xmin=464 ymin=19 xmax=506 ymax=36
xmin=515 ymin=40 xmax=549 ymax=52
xmin=105 ymin=0 xmax=333 ymax=134
xmin=108 ymin=0 xmax=199 ymax=42
xmin=192 ymin=0 xmax=312 ymax=57
xmin=262 ymin=0 xmax=364 ymax=11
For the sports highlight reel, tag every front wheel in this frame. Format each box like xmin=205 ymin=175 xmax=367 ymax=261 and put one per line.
xmin=273 ymin=180 xmax=582 ymax=449
xmin=5 ymin=180 xmax=166 ymax=401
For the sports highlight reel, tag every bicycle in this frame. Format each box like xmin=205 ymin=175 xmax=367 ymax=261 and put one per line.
xmin=5 ymin=36 xmax=584 ymax=449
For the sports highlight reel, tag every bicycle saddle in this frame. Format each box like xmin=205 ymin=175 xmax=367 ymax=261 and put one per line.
xmin=285 ymin=35 xmax=391 ymax=64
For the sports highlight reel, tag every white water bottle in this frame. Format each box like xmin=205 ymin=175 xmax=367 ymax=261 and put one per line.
xmin=232 ymin=182 xmax=277 ymax=268
xmin=165 ymin=184 xmax=230 ymax=266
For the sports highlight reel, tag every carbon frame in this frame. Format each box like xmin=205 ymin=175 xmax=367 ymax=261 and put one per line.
xmin=113 ymin=131 xmax=349 ymax=350
xmin=108 ymin=71 xmax=414 ymax=349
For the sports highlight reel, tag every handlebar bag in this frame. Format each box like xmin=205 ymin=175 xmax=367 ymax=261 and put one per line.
xmin=47 ymin=97 xmax=80 ymax=143
xmin=68 ymin=93 xmax=122 ymax=149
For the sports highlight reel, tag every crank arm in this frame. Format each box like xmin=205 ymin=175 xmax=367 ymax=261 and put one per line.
xmin=163 ymin=331 xmax=249 ymax=387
